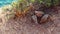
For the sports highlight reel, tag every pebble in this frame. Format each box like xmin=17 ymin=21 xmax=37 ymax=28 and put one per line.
xmin=32 ymin=15 xmax=38 ymax=24
xmin=35 ymin=11 xmax=44 ymax=17
xmin=40 ymin=14 xmax=50 ymax=23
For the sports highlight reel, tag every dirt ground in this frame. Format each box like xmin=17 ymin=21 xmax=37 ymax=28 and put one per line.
xmin=0 ymin=6 xmax=60 ymax=34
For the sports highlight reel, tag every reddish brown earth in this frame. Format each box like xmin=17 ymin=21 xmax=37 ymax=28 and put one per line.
xmin=0 ymin=6 xmax=60 ymax=34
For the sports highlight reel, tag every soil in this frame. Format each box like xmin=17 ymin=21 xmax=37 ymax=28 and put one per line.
xmin=0 ymin=6 xmax=60 ymax=34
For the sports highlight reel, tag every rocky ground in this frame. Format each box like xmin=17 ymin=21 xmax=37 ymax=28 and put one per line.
xmin=0 ymin=6 xmax=60 ymax=34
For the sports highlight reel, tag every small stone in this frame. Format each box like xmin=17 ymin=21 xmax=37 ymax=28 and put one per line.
xmin=35 ymin=11 xmax=44 ymax=17
xmin=32 ymin=15 xmax=38 ymax=24
xmin=0 ymin=18 xmax=2 ymax=23
xmin=40 ymin=14 xmax=50 ymax=23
